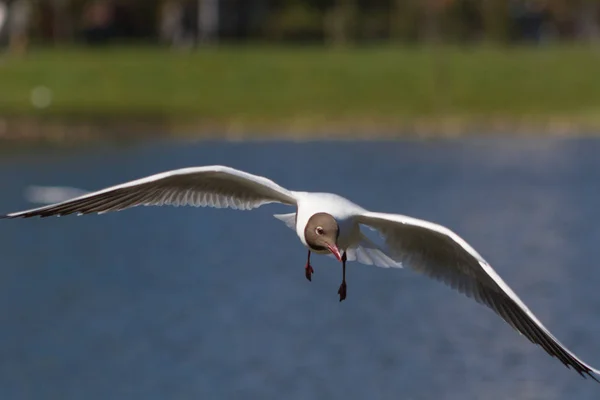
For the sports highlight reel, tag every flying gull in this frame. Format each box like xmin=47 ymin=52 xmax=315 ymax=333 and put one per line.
xmin=2 ymin=165 xmax=599 ymax=381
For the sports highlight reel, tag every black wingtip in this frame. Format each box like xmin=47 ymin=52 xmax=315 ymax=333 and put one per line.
xmin=567 ymin=363 xmax=600 ymax=383
xmin=586 ymin=370 xmax=600 ymax=383
xmin=0 ymin=214 xmax=31 ymax=219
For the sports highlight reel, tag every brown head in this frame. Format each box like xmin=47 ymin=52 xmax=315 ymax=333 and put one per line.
xmin=304 ymin=212 xmax=342 ymax=261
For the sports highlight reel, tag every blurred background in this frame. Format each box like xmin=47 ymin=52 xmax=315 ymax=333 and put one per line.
xmin=0 ymin=0 xmax=599 ymax=47
xmin=2 ymin=1 xmax=600 ymax=400
xmin=0 ymin=0 xmax=599 ymax=141
xmin=2 ymin=0 xmax=598 ymax=47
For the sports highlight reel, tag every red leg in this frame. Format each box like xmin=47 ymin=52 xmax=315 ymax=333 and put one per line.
xmin=305 ymin=250 xmax=314 ymax=281
xmin=337 ymin=251 xmax=347 ymax=301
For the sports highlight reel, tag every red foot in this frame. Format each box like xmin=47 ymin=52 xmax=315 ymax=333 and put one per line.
xmin=305 ymin=264 xmax=314 ymax=281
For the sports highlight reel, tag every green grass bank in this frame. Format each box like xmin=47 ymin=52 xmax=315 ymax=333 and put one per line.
xmin=1 ymin=45 xmax=600 ymax=141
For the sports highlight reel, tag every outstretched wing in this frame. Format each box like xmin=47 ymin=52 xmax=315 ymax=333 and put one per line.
xmin=2 ymin=165 xmax=297 ymax=218
xmin=357 ymin=211 xmax=600 ymax=381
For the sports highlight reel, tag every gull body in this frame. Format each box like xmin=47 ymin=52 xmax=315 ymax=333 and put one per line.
xmin=2 ymin=165 xmax=599 ymax=381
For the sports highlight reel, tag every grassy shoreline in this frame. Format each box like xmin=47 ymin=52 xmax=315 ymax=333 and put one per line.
xmin=1 ymin=45 xmax=599 ymax=141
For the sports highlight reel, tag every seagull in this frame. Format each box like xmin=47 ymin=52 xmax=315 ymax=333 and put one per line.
xmin=1 ymin=165 xmax=599 ymax=381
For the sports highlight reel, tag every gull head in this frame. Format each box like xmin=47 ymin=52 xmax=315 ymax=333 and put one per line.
xmin=304 ymin=212 xmax=341 ymax=261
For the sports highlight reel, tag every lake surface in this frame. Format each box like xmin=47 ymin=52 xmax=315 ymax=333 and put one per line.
xmin=1 ymin=137 xmax=600 ymax=400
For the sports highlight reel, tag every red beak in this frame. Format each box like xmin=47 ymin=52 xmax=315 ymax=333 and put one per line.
xmin=327 ymin=245 xmax=342 ymax=261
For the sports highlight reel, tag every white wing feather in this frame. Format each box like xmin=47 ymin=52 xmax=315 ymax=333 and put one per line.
xmin=2 ymin=165 xmax=297 ymax=219
xmin=356 ymin=211 xmax=600 ymax=381
xmin=345 ymin=232 xmax=402 ymax=268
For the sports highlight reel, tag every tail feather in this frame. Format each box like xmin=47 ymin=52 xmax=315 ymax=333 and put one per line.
xmin=273 ymin=213 xmax=296 ymax=230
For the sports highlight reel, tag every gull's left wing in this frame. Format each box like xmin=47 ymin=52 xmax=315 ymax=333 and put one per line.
xmin=356 ymin=211 xmax=600 ymax=381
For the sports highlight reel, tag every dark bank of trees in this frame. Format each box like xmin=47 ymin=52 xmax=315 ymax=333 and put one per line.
xmin=17 ymin=0 xmax=600 ymax=46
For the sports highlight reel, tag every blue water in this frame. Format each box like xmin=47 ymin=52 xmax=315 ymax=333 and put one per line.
xmin=1 ymin=138 xmax=600 ymax=400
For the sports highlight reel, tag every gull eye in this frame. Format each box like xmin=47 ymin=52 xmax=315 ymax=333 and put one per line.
xmin=315 ymin=226 xmax=324 ymax=235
